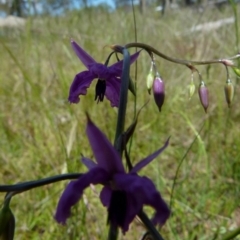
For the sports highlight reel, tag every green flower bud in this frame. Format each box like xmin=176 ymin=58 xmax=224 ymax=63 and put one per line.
xmin=0 ymin=199 xmax=15 ymax=240
xmin=146 ymin=72 xmax=154 ymax=94
xmin=188 ymin=80 xmax=195 ymax=99
xmin=146 ymin=62 xmax=155 ymax=94
xmin=224 ymin=79 xmax=234 ymax=108
xmin=232 ymin=66 xmax=240 ymax=77
xmin=198 ymin=81 xmax=209 ymax=113
xmin=153 ymin=77 xmax=165 ymax=112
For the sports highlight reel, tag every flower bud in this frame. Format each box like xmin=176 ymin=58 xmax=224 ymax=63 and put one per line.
xmin=146 ymin=62 xmax=155 ymax=94
xmin=0 ymin=200 xmax=15 ymax=240
xmin=224 ymin=79 xmax=234 ymax=108
xmin=198 ymin=81 xmax=209 ymax=113
xmin=188 ymin=79 xmax=195 ymax=100
xmin=232 ymin=66 xmax=240 ymax=77
xmin=146 ymin=72 xmax=154 ymax=94
xmin=153 ymin=77 xmax=165 ymax=112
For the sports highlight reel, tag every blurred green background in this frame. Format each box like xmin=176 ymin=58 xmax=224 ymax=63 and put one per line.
xmin=0 ymin=1 xmax=240 ymax=239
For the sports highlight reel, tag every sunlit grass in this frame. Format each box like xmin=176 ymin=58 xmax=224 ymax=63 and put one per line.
xmin=0 ymin=5 xmax=240 ymax=239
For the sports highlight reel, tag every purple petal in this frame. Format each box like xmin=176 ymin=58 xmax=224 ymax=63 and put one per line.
xmin=55 ymin=167 xmax=109 ymax=224
xmin=112 ymin=173 xmax=146 ymax=232
xmin=86 ymin=117 xmax=125 ymax=174
xmin=71 ymin=40 xmax=96 ymax=68
xmin=100 ymin=186 xmax=112 ymax=207
xmin=82 ymin=157 xmax=97 ymax=169
xmin=108 ymin=51 xmax=141 ymax=76
xmin=68 ymin=71 xmax=96 ymax=103
xmin=122 ymin=193 xmax=143 ymax=233
xmin=105 ymin=77 xmax=121 ymax=107
xmin=151 ymin=194 xmax=171 ymax=226
xmin=114 ymin=173 xmax=170 ymax=229
xmin=130 ymin=137 xmax=170 ymax=173
xmin=89 ymin=63 xmax=111 ymax=79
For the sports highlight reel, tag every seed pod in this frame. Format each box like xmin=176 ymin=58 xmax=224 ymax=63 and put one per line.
xmin=153 ymin=77 xmax=165 ymax=112
xmin=224 ymin=79 xmax=234 ymax=108
xmin=198 ymin=81 xmax=209 ymax=113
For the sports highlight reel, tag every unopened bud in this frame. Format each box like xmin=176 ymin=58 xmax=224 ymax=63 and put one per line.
xmin=198 ymin=81 xmax=209 ymax=113
xmin=188 ymin=79 xmax=195 ymax=99
xmin=146 ymin=62 xmax=155 ymax=94
xmin=0 ymin=199 xmax=15 ymax=240
xmin=153 ymin=77 xmax=165 ymax=112
xmin=224 ymin=79 xmax=234 ymax=108
xmin=146 ymin=72 xmax=154 ymax=94
xmin=232 ymin=66 xmax=240 ymax=77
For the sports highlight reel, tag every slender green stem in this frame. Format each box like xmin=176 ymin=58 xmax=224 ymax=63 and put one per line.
xmin=170 ymin=124 xmax=204 ymax=209
xmin=121 ymin=42 xmax=240 ymax=67
xmin=128 ymin=0 xmax=138 ymax=156
xmin=0 ymin=173 xmax=81 ymax=193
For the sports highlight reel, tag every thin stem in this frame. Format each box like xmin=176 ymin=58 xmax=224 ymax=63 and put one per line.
xmin=107 ymin=223 xmax=119 ymax=240
xmin=114 ymin=48 xmax=130 ymax=152
xmin=109 ymin=47 xmax=130 ymax=240
xmin=121 ymin=42 xmax=240 ymax=67
xmin=0 ymin=173 xmax=81 ymax=193
xmin=170 ymin=125 xmax=204 ymax=209
xmin=138 ymin=211 xmax=165 ymax=240
xmin=128 ymin=0 xmax=138 ymax=156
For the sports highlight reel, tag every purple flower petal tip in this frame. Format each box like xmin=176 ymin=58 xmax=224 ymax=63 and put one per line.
xmin=71 ymin=40 xmax=96 ymax=68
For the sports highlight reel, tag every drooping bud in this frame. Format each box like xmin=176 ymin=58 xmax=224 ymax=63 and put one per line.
xmin=198 ymin=81 xmax=209 ymax=113
xmin=232 ymin=66 xmax=240 ymax=77
xmin=0 ymin=198 xmax=15 ymax=240
xmin=153 ymin=76 xmax=165 ymax=112
xmin=146 ymin=62 xmax=154 ymax=94
xmin=224 ymin=79 xmax=234 ymax=108
xmin=188 ymin=76 xmax=195 ymax=99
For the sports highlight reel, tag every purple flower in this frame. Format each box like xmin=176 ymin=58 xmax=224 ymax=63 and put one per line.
xmin=55 ymin=117 xmax=170 ymax=233
xmin=69 ymin=40 xmax=140 ymax=107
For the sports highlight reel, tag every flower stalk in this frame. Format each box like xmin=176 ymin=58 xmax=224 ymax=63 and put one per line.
xmin=114 ymin=47 xmax=131 ymax=153
xmin=122 ymin=42 xmax=240 ymax=67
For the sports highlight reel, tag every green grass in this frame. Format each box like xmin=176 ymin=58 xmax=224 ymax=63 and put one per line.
xmin=0 ymin=5 xmax=240 ymax=240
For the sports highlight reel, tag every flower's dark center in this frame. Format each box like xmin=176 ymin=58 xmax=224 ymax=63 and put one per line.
xmin=95 ymin=79 xmax=106 ymax=103
xmin=107 ymin=190 xmax=127 ymax=228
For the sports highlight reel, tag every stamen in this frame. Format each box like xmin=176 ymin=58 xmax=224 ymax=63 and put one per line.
xmin=107 ymin=190 xmax=127 ymax=228
xmin=95 ymin=79 xmax=106 ymax=103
